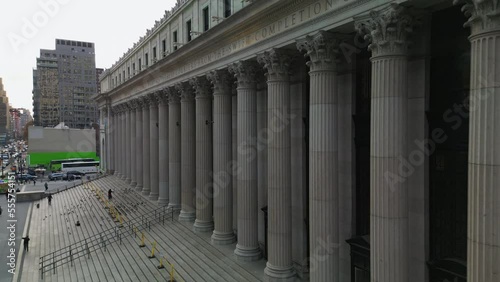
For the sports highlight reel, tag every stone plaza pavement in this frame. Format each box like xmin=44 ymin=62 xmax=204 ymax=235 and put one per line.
xmin=15 ymin=175 xmax=266 ymax=282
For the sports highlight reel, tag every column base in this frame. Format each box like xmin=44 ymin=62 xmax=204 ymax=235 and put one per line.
xmin=157 ymin=197 xmax=169 ymax=206
xmin=193 ymin=220 xmax=214 ymax=232
xmin=264 ymin=263 xmax=296 ymax=282
xmin=130 ymin=181 xmax=137 ymax=187
xmin=134 ymin=185 xmax=143 ymax=192
xmin=234 ymin=244 xmax=262 ymax=261
xmin=211 ymin=231 xmax=236 ymax=245
xmin=178 ymin=210 xmax=195 ymax=222
xmin=141 ymin=188 xmax=150 ymax=196
xmin=149 ymin=193 xmax=159 ymax=201
xmin=125 ymin=178 xmax=132 ymax=184
xmin=167 ymin=203 xmax=181 ymax=210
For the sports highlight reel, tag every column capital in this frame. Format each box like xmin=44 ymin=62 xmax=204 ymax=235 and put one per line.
xmin=166 ymin=87 xmax=181 ymax=104
xmin=158 ymin=89 xmax=170 ymax=105
xmin=296 ymin=31 xmax=347 ymax=72
xmin=127 ymin=100 xmax=137 ymax=112
xmin=257 ymin=48 xmax=293 ymax=81
xmin=189 ymin=76 xmax=212 ymax=98
xmin=149 ymin=92 xmax=161 ymax=108
xmin=176 ymin=82 xmax=195 ymax=102
xmin=140 ymin=95 xmax=151 ymax=109
xmin=355 ymin=3 xmax=417 ymax=57
xmin=207 ymin=69 xmax=233 ymax=95
xmin=454 ymin=0 xmax=500 ymax=35
xmin=228 ymin=60 xmax=259 ymax=88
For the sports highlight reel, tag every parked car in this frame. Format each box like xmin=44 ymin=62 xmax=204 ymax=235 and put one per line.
xmin=48 ymin=173 xmax=64 ymax=181
xmin=17 ymin=174 xmax=37 ymax=181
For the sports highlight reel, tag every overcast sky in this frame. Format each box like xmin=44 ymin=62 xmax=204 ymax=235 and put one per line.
xmin=0 ymin=0 xmax=177 ymax=112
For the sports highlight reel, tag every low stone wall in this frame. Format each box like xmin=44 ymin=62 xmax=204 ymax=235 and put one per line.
xmin=16 ymin=191 xmax=46 ymax=202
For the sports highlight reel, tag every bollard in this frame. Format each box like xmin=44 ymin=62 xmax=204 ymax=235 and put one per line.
xmin=139 ymin=232 xmax=145 ymax=247
xmin=148 ymin=241 xmax=156 ymax=258
xmin=157 ymin=257 xmax=164 ymax=269
xmin=170 ymin=263 xmax=175 ymax=282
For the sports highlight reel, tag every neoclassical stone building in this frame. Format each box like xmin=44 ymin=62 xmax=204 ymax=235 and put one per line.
xmin=95 ymin=0 xmax=499 ymax=281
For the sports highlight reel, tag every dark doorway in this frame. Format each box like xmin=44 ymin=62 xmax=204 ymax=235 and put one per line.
xmin=428 ymin=6 xmax=469 ymax=282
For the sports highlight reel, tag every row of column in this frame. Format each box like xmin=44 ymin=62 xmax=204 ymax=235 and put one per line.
xmin=105 ymin=2 xmax=499 ymax=281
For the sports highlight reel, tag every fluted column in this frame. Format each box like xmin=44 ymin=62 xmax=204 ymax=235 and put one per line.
xmin=178 ymin=82 xmax=196 ymax=221
xmin=125 ymin=104 xmax=132 ymax=183
xmin=115 ymin=107 xmax=123 ymax=177
xmin=110 ymin=108 xmax=117 ymax=175
xmin=296 ymin=31 xmax=344 ymax=282
xmin=229 ymin=61 xmax=262 ymax=261
xmin=455 ymin=1 xmax=500 ymax=281
xmin=105 ymin=103 xmax=112 ymax=173
xmin=158 ymin=90 xmax=170 ymax=206
xmin=149 ymin=93 xmax=160 ymax=201
xmin=129 ymin=102 xmax=137 ymax=187
xmin=208 ymin=70 xmax=236 ymax=244
xmin=141 ymin=96 xmax=151 ymax=196
xmin=258 ymin=49 xmax=295 ymax=280
xmin=135 ymin=99 xmax=144 ymax=191
xmin=167 ymin=89 xmax=181 ymax=209
xmin=356 ymin=5 xmax=415 ymax=282
xmin=191 ymin=76 xmax=214 ymax=232
xmin=119 ymin=104 xmax=127 ymax=178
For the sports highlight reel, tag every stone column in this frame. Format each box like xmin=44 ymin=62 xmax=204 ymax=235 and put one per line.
xmin=135 ymin=99 xmax=144 ymax=191
xmin=356 ymin=5 xmax=415 ymax=282
xmin=167 ymin=89 xmax=181 ymax=209
xmin=258 ymin=49 xmax=295 ymax=280
xmin=121 ymin=107 xmax=127 ymax=180
xmin=110 ymin=107 xmax=116 ymax=174
xmin=455 ymin=1 xmax=500 ymax=281
xmin=158 ymin=90 xmax=170 ymax=206
xmin=149 ymin=93 xmax=160 ymax=201
xmin=114 ymin=107 xmax=122 ymax=177
xmin=106 ymin=103 xmax=113 ymax=174
xmin=125 ymin=104 xmax=132 ymax=183
xmin=129 ymin=102 xmax=137 ymax=187
xmin=208 ymin=70 xmax=236 ymax=244
xmin=178 ymin=82 xmax=196 ymax=221
xmin=117 ymin=107 xmax=124 ymax=178
xmin=191 ymin=76 xmax=214 ymax=232
xmin=141 ymin=96 xmax=151 ymax=196
xmin=229 ymin=61 xmax=262 ymax=261
xmin=296 ymin=31 xmax=344 ymax=282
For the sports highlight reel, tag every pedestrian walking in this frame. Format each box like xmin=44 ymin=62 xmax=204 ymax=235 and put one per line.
xmin=108 ymin=189 xmax=113 ymax=200
xmin=21 ymin=236 xmax=30 ymax=252
xmin=33 ymin=179 xmax=36 ymax=185
xmin=44 ymin=182 xmax=48 ymax=191
xmin=47 ymin=194 xmax=53 ymax=206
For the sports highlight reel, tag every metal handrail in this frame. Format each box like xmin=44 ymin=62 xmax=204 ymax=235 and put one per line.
xmin=39 ymin=204 xmax=174 ymax=278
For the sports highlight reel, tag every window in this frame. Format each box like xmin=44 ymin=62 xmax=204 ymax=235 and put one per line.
xmin=173 ymin=31 xmax=178 ymax=50
xmin=123 ymin=71 xmax=125 ymax=81
xmin=224 ymin=0 xmax=231 ymax=18
xmin=138 ymin=59 xmax=142 ymax=71
xmin=153 ymin=47 xmax=157 ymax=62
xmin=162 ymin=40 xmax=166 ymax=57
xmin=203 ymin=7 xmax=209 ymax=31
xmin=187 ymin=20 xmax=192 ymax=42
xmin=127 ymin=67 xmax=130 ymax=78
xmin=132 ymin=63 xmax=136 ymax=74
xmin=145 ymin=53 xmax=149 ymax=67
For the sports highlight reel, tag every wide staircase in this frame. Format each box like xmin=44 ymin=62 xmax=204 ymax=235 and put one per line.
xmin=19 ymin=175 xmax=264 ymax=282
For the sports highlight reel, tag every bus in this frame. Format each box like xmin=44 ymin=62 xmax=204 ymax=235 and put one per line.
xmin=61 ymin=161 xmax=100 ymax=174
xmin=49 ymin=158 xmax=96 ymax=171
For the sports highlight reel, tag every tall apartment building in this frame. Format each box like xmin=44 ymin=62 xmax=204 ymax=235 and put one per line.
xmin=10 ymin=108 xmax=32 ymax=139
xmin=0 ymin=78 xmax=10 ymax=144
xmin=32 ymin=39 xmax=99 ymax=129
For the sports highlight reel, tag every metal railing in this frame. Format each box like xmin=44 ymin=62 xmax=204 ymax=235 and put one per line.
xmin=39 ymin=203 xmax=174 ymax=278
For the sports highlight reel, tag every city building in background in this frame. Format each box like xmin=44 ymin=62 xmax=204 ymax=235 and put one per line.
xmin=32 ymin=39 xmax=100 ymax=129
xmin=0 ymin=78 xmax=11 ymax=145
xmin=9 ymin=108 xmax=33 ymax=140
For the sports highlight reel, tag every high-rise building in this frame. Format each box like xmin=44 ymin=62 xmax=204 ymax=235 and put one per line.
xmin=9 ymin=108 xmax=32 ymax=139
xmin=32 ymin=39 xmax=99 ymax=129
xmin=0 ymin=78 xmax=10 ymax=144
